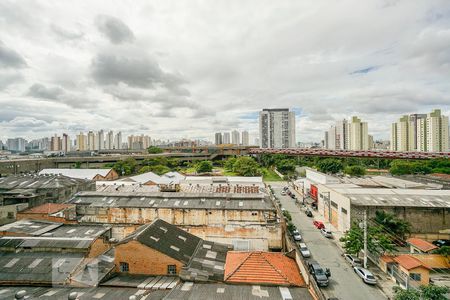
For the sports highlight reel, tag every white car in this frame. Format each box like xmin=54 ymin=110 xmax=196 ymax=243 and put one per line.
xmin=292 ymin=231 xmax=302 ymax=241
xmin=281 ymin=191 xmax=287 ymax=196
xmin=298 ymin=243 xmax=311 ymax=258
xmin=344 ymin=254 xmax=362 ymax=267
xmin=354 ymin=267 xmax=377 ymax=285
xmin=320 ymin=228 xmax=333 ymax=238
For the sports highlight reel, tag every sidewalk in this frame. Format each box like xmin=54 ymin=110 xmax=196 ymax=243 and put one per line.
xmin=289 ymin=181 xmax=396 ymax=299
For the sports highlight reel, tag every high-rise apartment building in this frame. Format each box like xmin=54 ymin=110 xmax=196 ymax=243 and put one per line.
xmin=50 ymin=134 xmax=61 ymax=151
xmin=231 ymin=130 xmax=240 ymax=145
xmin=105 ymin=131 xmax=114 ymax=150
xmin=87 ymin=131 xmax=95 ymax=151
xmin=259 ymin=108 xmax=296 ymax=148
xmin=114 ymin=132 xmax=122 ymax=150
xmin=391 ymin=110 xmax=448 ymax=152
xmin=214 ymin=133 xmax=223 ymax=145
xmin=223 ymin=132 xmax=231 ymax=144
xmin=6 ymin=138 xmax=27 ymax=152
xmin=61 ymin=133 xmax=71 ymax=152
xmin=241 ymin=131 xmax=249 ymax=146
xmin=127 ymin=135 xmax=151 ymax=150
xmin=76 ymin=133 xmax=87 ymax=151
xmin=347 ymin=116 xmax=369 ymax=150
xmin=95 ymin=130 xmax=104 ymax=151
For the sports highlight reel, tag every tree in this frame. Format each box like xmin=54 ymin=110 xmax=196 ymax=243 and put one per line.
xmin=143 ymin=157 xmax=168 ymax=167
xmin=232 ymin=157 xmax=261 ymax=176
xmin=393 ymin=285 xmax=449 ymax=300
xmin=340 ymin=222 xmax=395 ymax=255
xmin=224 ymin=158 xmax=237 ymax=171
xmin=317 ymin=158 xmax=343 ymax=174
xmin=374 ymin=211 xmax=411 ymax=241
xmin=419 ymin=285 xmax=449 ymax=300
xmin=139 ymin=165 xmax=170 ymax=175
xmin=112 ymin=158 xmax=137 ymax=176
xmin=433 ymin=246 xmax=450 ymax=257
xmin=196 ymin=160 xmax=213 ymax=173
xmin=276 ymin=159 xmax=296 ymax=174
xmin=344 ymin=165 xmax=366 ymax=177
xmin=147 ymin=146 xmax=163 ymax=154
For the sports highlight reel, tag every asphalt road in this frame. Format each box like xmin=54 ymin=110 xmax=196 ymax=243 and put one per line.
xmin=271 ymin=182 xmax=387 ymax=300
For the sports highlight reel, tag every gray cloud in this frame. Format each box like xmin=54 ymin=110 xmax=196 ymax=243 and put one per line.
xmin=0 ymin=41 xmax=27 ymax=68
xmin=95 ymin=15 xmax=135 ymax=44
xmin=27 ymin=83 xmax=64 ymax=100
xmin=0 ymin=71 xmax=23 ymax=89
xmin=50 ymin=24 xmax=84 ymax=40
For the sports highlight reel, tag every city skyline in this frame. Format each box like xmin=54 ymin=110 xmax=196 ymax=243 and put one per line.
xmin=0 ymin=1 xmax=449 ymax=143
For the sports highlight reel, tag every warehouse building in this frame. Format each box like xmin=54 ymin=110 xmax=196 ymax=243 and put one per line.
xmin=295 ymin=168 xmax=450 ymax=236
xmin=70 ymin=191 xmax=281 ymax=251
xmin=39 ymin=168 xmax=119 ymax=181
xmin=0 ymin=174 xmax=94 ymax=224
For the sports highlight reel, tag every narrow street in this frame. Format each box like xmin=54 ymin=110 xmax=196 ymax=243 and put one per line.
xmin=271 ymin=182 xmax=387 ymax=300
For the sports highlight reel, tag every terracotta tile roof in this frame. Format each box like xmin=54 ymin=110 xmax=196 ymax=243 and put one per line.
xmin=224 ymin=251 xmax=305 ymax=287
xmin=394 ymin=255 xmax=431 ymax=271
xmin=406 ymin=238 xmax=438 ymax=252
xmin=21 ymin=203 xmax=73 ymax=214
xmin=413 ymin=254 xmax=450 ymax=269
xmin=380 ymin=255 xmax=395 ymax=263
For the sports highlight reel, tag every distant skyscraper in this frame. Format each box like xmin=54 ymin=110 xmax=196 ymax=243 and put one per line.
xmin=114 ymin=132 xmax=122 ymax=149
xmin=95 ymin=130 xmax=104 ymax=150
xmin=214 ymin=132 xmax=223 ymax=145
xmin=324 ymin=119 xmax=349 ymax=150
xmin=50 ymin=134 xmax=61 ymax=151
xmin=87 ymin=131 xmax=95 ymax=151
xmin=348 ymin=116 xmax=369 ymax=150
xmin=391 ymin=110 xmax=448 ymax=152
xmin=241 ymin=131 xmax=249 ymax=146
xmin=6 ymin=138 xmax=27 ymax=152
xmin=231 ymin=130 xmax=240 ymax=145
xmin=61 ymin=133 xmax=71 ymax=152
xmin=76 ymin=133 xmax=87 ymax=151
xmin=223 ymin=132 xmax=231 ymax=144
xmin=105 ymin=131 xmax=114 ymax=150
xmin=259 ymin=108 xmax=296 ymax=148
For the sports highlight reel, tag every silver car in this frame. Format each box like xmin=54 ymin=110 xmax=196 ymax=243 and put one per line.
xmin=344 ymin=254 xmax=362 ymax=267
xmin=298 ymin=243 xmax=311 ymax=258
xmin=320 ymin=228 xmax=333 ymax=238
xmin=354 ymin=267 xmax=377 ymax=285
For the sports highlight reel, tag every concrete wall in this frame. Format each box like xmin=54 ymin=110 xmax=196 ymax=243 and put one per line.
xmin=114 ymin=240 xmax=183 ymax=275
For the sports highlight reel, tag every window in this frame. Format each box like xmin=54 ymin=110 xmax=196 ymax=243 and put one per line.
xmin=120 ymin=262 xmax=129 ymax=272
xmin=410 ymin=273 xmax=421 ymax=281
xmin=167 ymin=265 xmax=177 ymax=275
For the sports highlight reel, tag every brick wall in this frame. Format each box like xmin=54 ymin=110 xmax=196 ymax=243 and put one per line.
xmin=114 ymin=240 xmax=184 ymax=275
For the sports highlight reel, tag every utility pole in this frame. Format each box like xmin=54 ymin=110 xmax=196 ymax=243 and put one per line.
xmin=363 ymin=208 xmax=368 ymax=268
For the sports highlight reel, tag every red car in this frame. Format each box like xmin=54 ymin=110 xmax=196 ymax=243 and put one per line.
xmin=313 ymin=221 xmax=325 ymax=229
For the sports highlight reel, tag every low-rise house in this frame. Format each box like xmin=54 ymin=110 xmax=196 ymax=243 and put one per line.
xmin=393 ymin=255 xmax=432 ymax=287
xmin=16 ymin=203 xmax=77 ymax=224
xmin=406 ymin=238 xmax=439 ymax=254
xmin=39 ymin=168 xmax=118 ymax=181
xmin=224 ymin=251 xmax=305 ymax=287
xmin=114 ymin=219 xmax=230 ymax=282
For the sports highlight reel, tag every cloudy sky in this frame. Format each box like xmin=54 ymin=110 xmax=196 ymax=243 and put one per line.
xmin=0 ymin=0 xmax=449 ymax=144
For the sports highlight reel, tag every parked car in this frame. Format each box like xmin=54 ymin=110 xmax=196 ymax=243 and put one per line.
xmin=313 ymin=220 xmax=325 ymax=229
xmin=311 ymin=202 xmax=317 ymax=209
xmin=290 ymin=194 xmax=296 ymax=199
xmin=308 ymin=260 xmax=331 ymax=287
xmin=281 ymin=191 xmax=287 ymax=196
xmin=344 ymin=254 xmax=362 ymax=267
xmin=321 ymin=228 xmax=333 ymax=238
xmin=298 ymin=243 xmax=311 ymax=258
xmin=353 ymin=267 xmax=377 ymax=285
xmin=283 ymin=186 xmax=289 ymax=191
xmin=293 ymin=232 xmax=302 ymax=241
xmin=432 ymin=239 xmax=450 ymax=247
xmin=305 ymin=209 xmax=313 ymax=217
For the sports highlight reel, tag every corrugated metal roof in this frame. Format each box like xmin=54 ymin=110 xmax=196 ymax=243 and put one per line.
xmin=39 ymin=168 xmax=113 ymax=180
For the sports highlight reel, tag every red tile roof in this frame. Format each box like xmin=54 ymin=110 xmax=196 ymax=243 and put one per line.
xmin=394 ymin=255 xmax=431 ymax=271
xmin=21 ymin=203 xmax=73 ymax=214
xmin=406 ymin=238 xmax=438 ymax=253
xmin=380 ymin=255 xmax=395 ymax=263
xmin=224 ymin=251 xmax=305 ymax=287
